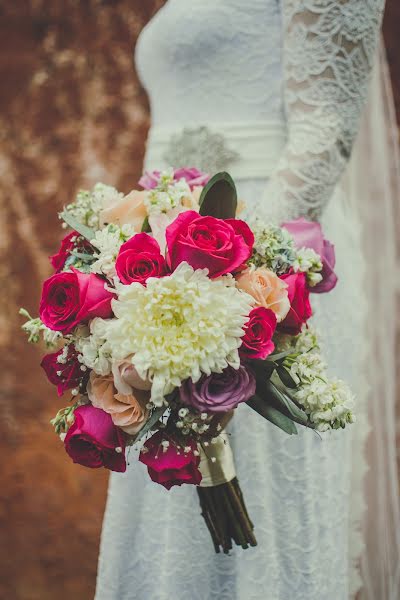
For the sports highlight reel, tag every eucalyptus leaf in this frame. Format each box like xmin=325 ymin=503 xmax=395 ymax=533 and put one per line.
xmin=134 ymin=406 xmax=166 ymax=443
xmin=267 ymin=349 xmax=295 ymax=363
xmin=251 ymin=358 xmax=276 ymax=380
xmin=199 ymin=172 xmax=237 ymax=219
xmin=70 ymin=251 xmax=96 ymax=261
xmin=257 ymin=379 xmax=309 ymax=425
xmin=276 ymin=366 xmax=298 ymax=389
xmin=61 ymin=212 xmax=96 ymax=241
xmin=246 ymin=395 xmax=298 ymax=435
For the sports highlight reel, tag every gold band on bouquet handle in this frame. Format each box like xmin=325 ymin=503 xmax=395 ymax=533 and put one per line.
xmin=198 ymin=433 xmax=236 ymax=487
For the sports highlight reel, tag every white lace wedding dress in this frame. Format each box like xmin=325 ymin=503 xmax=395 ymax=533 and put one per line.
xmin=95 ymin=2 xmax=398 ymax=599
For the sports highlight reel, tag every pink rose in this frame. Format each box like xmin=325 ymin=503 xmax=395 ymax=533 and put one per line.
xmin=64 ymin=404 xmax=126 ymax=472
xmin=279 ymin=272 xmax=312 ymax=335
xmin=39 ymin=268 xmax=114 ymax=334
xmin=139 ymin=431 xmax=202 ymax=490
xmin=115 ymin=233 xmax=167 ymax=285
xmin=50 ymin=231 xmax=93 ymax=273
xmin=239 ymin=307 xmax=277 ymax=360
xmin=139 ymin=167 xmax=210 ymax=191
xmin=87 ymin=372 xmax=149 ymax=436
xmin=99 ymin=190 xmax=148 ymax=230
xmin=282 ymin=218 xmax=338 ymax=293
xmin=166 ymin=211 xmax=254 ymax=278
xmin=41 ymin=346 xmax=85 ymax=396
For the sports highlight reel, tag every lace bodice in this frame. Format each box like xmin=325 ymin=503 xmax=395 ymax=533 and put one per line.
xmin=135 ymin=0 xmax=384 ymax=221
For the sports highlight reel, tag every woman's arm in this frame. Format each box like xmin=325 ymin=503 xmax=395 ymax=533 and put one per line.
xmin=263 ymin=0 xmax=385 ymax=223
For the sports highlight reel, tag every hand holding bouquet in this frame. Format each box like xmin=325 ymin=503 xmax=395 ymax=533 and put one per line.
xmin=20 ymin=168 xmax=354 ymax=553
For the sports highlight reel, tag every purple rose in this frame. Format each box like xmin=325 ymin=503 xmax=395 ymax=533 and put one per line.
xmin=64 ymin=405 xmax=126 ymax=472
xmin=282 ymin=218 xmax=338 ymax=293
xmin=139 ymin=167 xmax=210 ymax=191
xmin=179 ymin=365 xmax=256 ymax=413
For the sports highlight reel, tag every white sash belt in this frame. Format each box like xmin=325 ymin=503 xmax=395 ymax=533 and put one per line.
xmin=144 ymin=119 xmax=286 ymax=180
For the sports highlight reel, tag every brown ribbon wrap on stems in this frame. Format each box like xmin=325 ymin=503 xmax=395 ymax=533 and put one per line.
xmin=197 ymin=432 xmax=257 ymax=553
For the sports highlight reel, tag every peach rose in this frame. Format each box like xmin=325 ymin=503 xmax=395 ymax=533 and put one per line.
xmin=99 ymin=189 xmax=148 ymax=230
xmin=87 ymin=372 xmax=149 ymax=436
xmin=236 ymin=267 xmax=290 ymax=322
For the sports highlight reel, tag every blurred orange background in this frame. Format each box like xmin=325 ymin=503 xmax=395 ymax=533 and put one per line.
xmin=0 ymin=2 xmax=399 ymax=599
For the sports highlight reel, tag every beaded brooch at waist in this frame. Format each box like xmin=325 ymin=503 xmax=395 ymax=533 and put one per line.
xmin=144 ymin=120 xmax=287 ymax=179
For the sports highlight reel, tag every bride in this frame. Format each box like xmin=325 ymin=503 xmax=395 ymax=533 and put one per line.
xmin=95 ymin=2 xmax=400 ymax=599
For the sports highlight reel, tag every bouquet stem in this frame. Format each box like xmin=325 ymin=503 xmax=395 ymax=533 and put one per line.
xmin=197 ymin=478 xmax=257 ymax=553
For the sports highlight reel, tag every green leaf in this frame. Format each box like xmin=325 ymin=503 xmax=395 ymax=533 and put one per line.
xmin=267 ymin=349 xmax=295 ymax=363
xmin=134 ymin=406 xmax=166 ymax=443
xmin=276 ymin=366 xmax=298 ymax=389
xmin=199 ymin=172 xmax=237 ymax=219
xmin=70 ymin=251 xmax=96 ymax=261
xmin=257 ymin=379 xmax=309 ymax=425
xmin=61 ymin=212 xmax=96 ymax=241
xmin=141 ymin=215 xmax=151 ymax=233
xmin=246 ymin=395 xmax=298 ymax=435
xmin=251 ymin=359 xmax=276 ymax=380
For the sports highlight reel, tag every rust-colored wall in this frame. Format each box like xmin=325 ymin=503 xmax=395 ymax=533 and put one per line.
xmin=0 ymin=3 xmax=398 ymax=599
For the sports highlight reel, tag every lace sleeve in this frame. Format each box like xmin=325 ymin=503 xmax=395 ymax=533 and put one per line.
xmin=263 ymin=0 xmax=385 ymax=222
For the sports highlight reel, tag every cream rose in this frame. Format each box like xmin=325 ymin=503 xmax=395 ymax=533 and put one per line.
xmin=112 ymin=358 xmax=152 ymax=395
xmin=181 ymin=186 xmax=202 ymax=209
xmin=236 ymin=267 xmax=290 ymax=322
xmin=87 ymin=372 xmax=149 ymax=436
xmin=99 ymin=189 xmax=148 ymax=230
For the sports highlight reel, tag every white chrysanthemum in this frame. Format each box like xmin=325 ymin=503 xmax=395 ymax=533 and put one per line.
xmin=90 ymin=224 xmax=135 ymax=278
xmin=74 ymin=317 xmax=113 ymax=376
xmin=105 ymin=262 xmax=254 ymax=406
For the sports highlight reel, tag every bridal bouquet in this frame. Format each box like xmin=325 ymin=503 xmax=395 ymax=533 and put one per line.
xmin=20 ymin=168 xmax=354 ymax=553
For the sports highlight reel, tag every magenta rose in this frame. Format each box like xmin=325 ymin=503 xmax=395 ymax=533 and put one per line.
xmin=64 ymin=404 xmax=126 ymax=472
xmin=282 ymin=218 xmax=338 ymax=293
xmin=39 ymin=268 xmax=114 ymax=334
xmin=239 ymin=307 xmax=277 ymax=360
xmin=166 ymin=211 xmax=254 ymax=278
xmin=50 ymin=231 xmax=93 ymax=273
xmin=139 ymin=431 xmax=201 ymax=490
xmin=180 ymin=365 xmax=256 ymax=413
xmin=115 ymin=233 xmax=167 ymax=285
xmin=41 ymin=346 xmax=85 ymax=396
xmin=278 ymin=272 xmax=312 ymax=335
xmin=139 ymin=167 xmax=209 ymax=191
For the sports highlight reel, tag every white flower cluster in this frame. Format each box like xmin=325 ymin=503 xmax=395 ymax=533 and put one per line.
xmin=90 ymin=223 xmax=136 ymax=278
xmin=144 ymin=169 xmax=194 ymax=216
xmin=248 ymin=221 xmax=297 ymax=274
xmin=105 ymin=262 xmax=254 ymax=407
xmin=292 ymin=248 xmax=323 ymax=287
xmin=274 ymin=326 xmax=320 ymax=355
xmin=19 ymin=309 xmax=62 ymax=348
xmin=285 ymin=352 xmax=355 ymax=432
xmin=60 ymin=183 xmax=122 ymax=229
xmin=74 ymin=318 xmax=113 ymax=376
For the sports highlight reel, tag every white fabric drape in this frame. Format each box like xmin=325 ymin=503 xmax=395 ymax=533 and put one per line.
xmin=344 ymin=40 xmax=400 ymax=599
